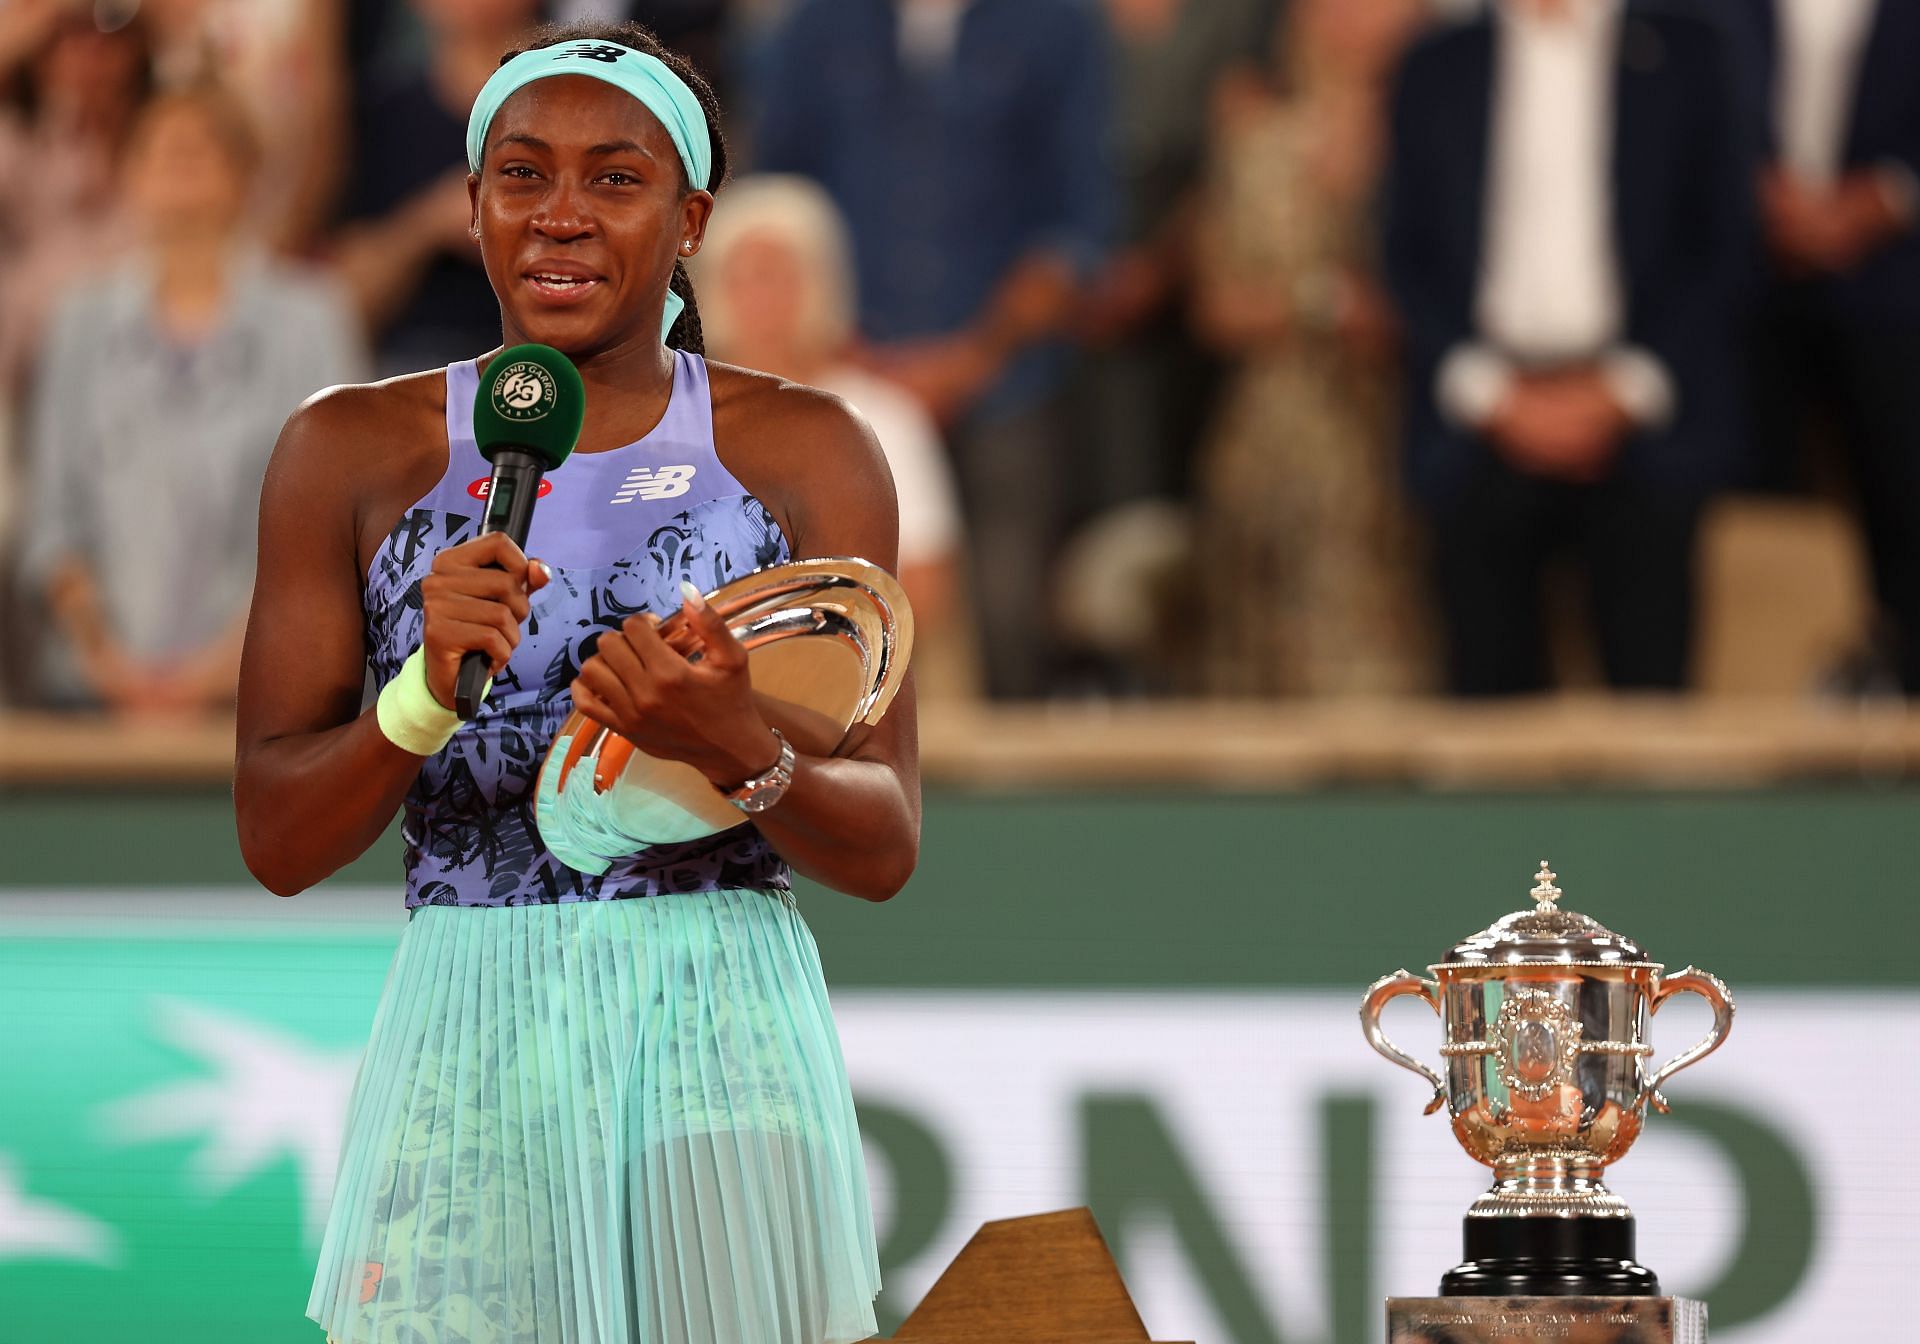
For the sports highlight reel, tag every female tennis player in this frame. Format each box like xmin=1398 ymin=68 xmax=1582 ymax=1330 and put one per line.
xmin=233 ymin=22 xmax=914 ymax=1344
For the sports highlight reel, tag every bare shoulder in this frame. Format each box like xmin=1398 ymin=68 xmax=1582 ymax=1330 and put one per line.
xmin=262 ymin=368 xmax=454 ymax=569
xmin=273 ymin=368 xmax=445 ymax=470
xmin=706 ymin=359 xmax=889 ymax=478
xmin=705 ymin=360 xmax=898 ymax=557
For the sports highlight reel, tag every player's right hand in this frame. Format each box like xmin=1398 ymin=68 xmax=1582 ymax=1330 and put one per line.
xmin=418 ymin=532 xmax=551 ymax=708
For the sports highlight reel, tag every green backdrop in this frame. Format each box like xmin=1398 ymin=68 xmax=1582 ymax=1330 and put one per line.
xmin=5 ymin=785 xmax=1912 ymax=986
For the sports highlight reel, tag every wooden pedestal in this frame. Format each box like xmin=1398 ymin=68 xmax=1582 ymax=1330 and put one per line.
xmin=876 ymin=1206 xmax=1191 ymax=1344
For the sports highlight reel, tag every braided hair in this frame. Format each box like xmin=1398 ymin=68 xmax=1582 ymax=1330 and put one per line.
xmin=496 ymin=22 xmax=731 ymax=353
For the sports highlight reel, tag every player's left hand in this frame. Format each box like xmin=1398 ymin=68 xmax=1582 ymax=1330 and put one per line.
xmin=570 ymin=583 xmax=783 ymax=788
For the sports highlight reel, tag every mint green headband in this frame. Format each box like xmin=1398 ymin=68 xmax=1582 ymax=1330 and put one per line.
xmin=467 ymin=39 xmax=714 ymax=341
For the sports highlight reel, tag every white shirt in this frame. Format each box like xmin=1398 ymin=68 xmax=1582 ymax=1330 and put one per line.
xmin=1440 ymin=0 xmax=1672 ymax=429
xmin=1478 ymin=0 xmax=1623 ymax=362
xmin=1776 ymin=0 xmax=1879 ymax=186
xmin=817 ymin=365 xmax=963 ymax=568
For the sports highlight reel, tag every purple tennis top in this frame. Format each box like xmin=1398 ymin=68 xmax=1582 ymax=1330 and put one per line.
xmin=363 ymin=350 xmax=793 ymax=908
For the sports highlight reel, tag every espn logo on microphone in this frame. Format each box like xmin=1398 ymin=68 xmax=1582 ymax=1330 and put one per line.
xmin=611 ymin=466 xmax=696 ymax=503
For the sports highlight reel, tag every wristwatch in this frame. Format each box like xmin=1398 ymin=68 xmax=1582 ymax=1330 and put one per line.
xmin=720 ymin=729 xmax=795 ymax=814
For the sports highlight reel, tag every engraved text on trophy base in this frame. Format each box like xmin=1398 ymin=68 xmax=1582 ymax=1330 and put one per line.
xmin=1387 ymin=1296 xmax=1707 ymax=1343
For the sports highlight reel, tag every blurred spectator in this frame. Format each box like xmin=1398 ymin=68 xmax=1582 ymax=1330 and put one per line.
xmin=136 ymin=0 xmax=349 ymax=251
xmin=1385 ymin=0 xmax=1753 ymax=696
xmin=332 ymin=0 xmax=540 ymax=376
xmin=545 ymin=1 xmax=730 ymax=108
xmin=753 ymin=0 xmax=1113 ymax=700
xmin=1066 ymin=0 xmax=1272 ymax=515
xmin=1717 ymin=0 xmax=1920 ymax=695
xmin=693 ymin=174 xmax=974 ymax=697
xmin=0 ymin=5 xmax=152 ymax=701
xmin=343 ymin=0 xmax=433 ymax=82
xmin=0 ymin=5 xmax=153 ymax=397
xmin=1191 ymin=0 xmax=1431 ymax=697
xmin=18 ymin=85 xmax=366 ymax=716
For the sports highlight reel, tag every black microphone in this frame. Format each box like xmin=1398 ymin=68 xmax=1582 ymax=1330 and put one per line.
xmin=453 ymin=344 xmax=585 ymax=719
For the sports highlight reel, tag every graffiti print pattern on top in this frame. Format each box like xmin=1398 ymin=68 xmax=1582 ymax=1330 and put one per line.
xmin=363 ymin=351 xmax=792 ymax=907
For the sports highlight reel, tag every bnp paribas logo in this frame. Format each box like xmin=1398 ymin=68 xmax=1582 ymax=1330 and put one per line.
xmin=2 ymin=997 xmax=362 ymax=1257
xmin=0 ymin=989 xmax=367 ymax=1337
xmin=491 ymin=361 xmax=557 ymax=422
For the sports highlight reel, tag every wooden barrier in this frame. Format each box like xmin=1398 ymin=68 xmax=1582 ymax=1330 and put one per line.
xmin=1 ymin=696 xmax=1913 ymax=790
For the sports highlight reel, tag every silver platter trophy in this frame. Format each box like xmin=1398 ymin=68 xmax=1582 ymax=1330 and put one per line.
xmin=534 ymin=557 xmax=912 ymax=873
xmin=1361 ymin=863 xmax=1734 ymax=1300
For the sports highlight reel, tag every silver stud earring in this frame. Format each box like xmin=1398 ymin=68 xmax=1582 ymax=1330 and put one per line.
xmin=682 ymin=241 xmax=694 ymax=254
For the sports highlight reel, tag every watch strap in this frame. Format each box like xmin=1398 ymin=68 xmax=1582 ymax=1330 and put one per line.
xmin=722 ymin=729 xmax=794 ymax=813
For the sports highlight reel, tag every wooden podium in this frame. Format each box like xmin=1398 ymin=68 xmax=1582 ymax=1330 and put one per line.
xmin=875 ymin=1207 xmax=1192 ymax=1344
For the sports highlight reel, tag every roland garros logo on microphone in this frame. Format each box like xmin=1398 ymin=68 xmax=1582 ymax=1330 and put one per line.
xmin=491 ymin=359 xmax=556 ymax=422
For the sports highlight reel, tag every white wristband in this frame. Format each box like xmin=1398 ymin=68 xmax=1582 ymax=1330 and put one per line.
xmin=375 ymin=647 xmax=468 ymax=756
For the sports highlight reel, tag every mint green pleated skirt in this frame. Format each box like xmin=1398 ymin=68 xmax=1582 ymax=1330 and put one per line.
xmin=307 ymin=889 xmax=881 ymax=1344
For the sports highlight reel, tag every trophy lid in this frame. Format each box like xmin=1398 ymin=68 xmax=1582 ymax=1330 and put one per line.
xmin=1439 ymin=863 xmax=1654 ymax=966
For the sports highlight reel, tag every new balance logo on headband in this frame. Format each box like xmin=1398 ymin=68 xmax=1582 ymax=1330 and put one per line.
xmin=611 ymin=465 xmax=697 ymax=503
xmin=555 ymin=43 xmax=626 ymax=64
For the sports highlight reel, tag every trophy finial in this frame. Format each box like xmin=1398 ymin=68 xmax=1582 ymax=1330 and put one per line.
xmin=1531 ymin=861 xmax=1563 ymax=911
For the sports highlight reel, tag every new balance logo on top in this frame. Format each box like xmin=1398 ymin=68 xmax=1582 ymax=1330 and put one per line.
xmin=611 ymin=465 xmax=697 ymax=503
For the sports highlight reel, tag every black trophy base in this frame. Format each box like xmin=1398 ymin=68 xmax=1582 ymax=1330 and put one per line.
xmin=1441 ymin=1214 xmax=1661 ymax=1297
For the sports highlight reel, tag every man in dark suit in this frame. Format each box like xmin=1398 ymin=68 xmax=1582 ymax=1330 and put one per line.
xmin=1717 ymin=0 xmax=1920 ymax=694
xmin=1384 ymin=0 xmax=1755 ymax=695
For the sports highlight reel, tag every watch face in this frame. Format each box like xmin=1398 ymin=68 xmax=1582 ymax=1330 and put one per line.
xmin=727 ymin=731 xmax=793 ymax=814
xmin=738 ymin=783 xmax=782 ymax=813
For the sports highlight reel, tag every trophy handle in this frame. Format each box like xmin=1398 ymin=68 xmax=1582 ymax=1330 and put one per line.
xmin=1360 ymin=970 xmax=1447 ymax=1116
xmin=1640 ymin=965 xmax=1735 ymax=1115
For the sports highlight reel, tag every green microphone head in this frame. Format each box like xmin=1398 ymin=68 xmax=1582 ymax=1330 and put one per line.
xmin=473 ymin=343 xmax=585 ymax=470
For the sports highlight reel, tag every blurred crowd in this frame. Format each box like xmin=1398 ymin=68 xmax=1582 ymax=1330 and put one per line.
xmin=0 ymin=0 xmax=1915 ymax=715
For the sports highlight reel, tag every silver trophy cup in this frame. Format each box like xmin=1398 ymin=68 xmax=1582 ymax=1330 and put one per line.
xmin=1360 ymin=863 xmax=1734 ymax=1296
